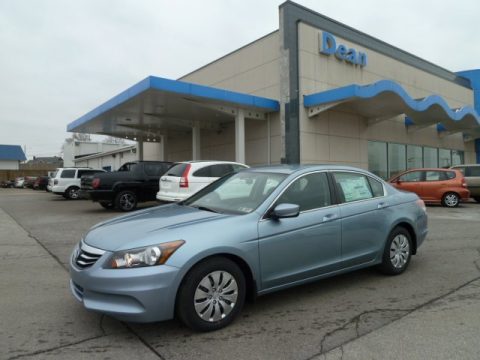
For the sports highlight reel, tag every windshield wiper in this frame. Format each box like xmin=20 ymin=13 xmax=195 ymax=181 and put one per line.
xmin=191 ymin=205 xmax=218 ymax=213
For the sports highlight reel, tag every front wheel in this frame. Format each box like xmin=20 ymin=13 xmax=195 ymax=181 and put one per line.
xmin=378 ymin=227 xmax=412 ymax=275
xmin=176 ymin=257 xmax=246 ymax=331
xmin=66 ymin=186 xmax=80 ymax=200
xmin=442 ymin=192 xmax=459 ymax=208
xmin=115 ymin=190 xmax=137 ymax=211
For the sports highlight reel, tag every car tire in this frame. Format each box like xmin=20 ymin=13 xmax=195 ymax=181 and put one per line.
xmin=473 ymin=197 xmax=480 ymax=203
xmin=378 ymin=227 xmax=412 ymax=275
xmin=441 ymin=192 xmax=459 ymax=208
xmin=65 ymin=186 xmax=80 ymax=200
xmin=99 ymin=201 xmax=114 ymax=209
xmin=115 ymin=190 xmax=137 ymax=212
xmin=176 ymin=257 xmax=246 ymax=332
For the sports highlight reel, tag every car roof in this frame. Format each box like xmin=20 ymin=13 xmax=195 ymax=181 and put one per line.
xmin=244 ymin=164 xmax=374 ymax=175
xmin=174 ymin=160 xmax=247 ymax=166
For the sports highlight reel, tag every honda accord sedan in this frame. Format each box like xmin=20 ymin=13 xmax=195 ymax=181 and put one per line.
xmin=70 ymin=165 xmax=428 ymax=331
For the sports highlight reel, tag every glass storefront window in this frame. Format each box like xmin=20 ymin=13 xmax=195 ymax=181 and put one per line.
xmin=368 ymin=141 xmax=388 ymax=179
xmin=406 ymin=145 xmax=423 ymax=169
xmin=388 ymin=143 xmax=406 ymax=178
xmin=424 ymin=147 xmax=438 ymax=168
xmin=452 ymin=150 xmax=464 ymax=166
xmin=439 ymin=149 xmax=452 ymax=168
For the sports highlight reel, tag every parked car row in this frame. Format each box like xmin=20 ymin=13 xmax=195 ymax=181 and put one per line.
xmin=82 ymin=160 xmax=248 ymax=211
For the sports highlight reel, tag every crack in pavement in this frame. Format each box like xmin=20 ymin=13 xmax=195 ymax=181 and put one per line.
xmin=306 ymin=273 xmax=480 ymax=360
xmin=1 ymin=208 xmax=166 ymax=360
xmin=6 ymin=335 xmax=108 ymax=360
xmin=123 ymin=323 xmax=166 ymax=360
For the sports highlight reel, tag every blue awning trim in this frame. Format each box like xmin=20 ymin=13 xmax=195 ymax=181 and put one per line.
xmin=68 ymin=76 xmax=280 ymax=132
xmin=303 ymin=79 xmax=480 ymax=127
xmin=0 ymin=144 xmax=26 ymax=161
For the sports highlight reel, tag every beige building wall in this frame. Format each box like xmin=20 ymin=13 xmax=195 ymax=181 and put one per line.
xmin=297 ymin=22 xmax=476 ymax=168
xmin=165 ymin=31 xmax=282 ymax=165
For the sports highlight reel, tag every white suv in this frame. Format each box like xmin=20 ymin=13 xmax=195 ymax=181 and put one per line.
xmin=49 ymin=168 xmax=105 ymax=199
xmin=156 ymin=161 xmax=248 ymax=202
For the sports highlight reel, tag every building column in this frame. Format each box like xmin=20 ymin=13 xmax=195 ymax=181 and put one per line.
xmin=138 ymin=140 xmax=144 ymax=161
xmin=235 ymin=109 xmax=246 ymax=164
xmin=192 ymin=122 xmax=201 ymax=160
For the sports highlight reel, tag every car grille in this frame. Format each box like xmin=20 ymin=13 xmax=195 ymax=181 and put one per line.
xmin=75 ymin=241 xmax=106 ymax=269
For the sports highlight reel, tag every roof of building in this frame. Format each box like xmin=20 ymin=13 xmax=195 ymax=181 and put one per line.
xmin=0 ymin=145 xmax=27 ymax=161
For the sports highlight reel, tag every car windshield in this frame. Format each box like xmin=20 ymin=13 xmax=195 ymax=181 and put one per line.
xmin=182 ymin=171 xmax=287 ymax=215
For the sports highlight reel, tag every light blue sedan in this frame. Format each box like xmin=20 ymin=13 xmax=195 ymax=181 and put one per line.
xmin=70 ymin=165 xmax=428 ymax=331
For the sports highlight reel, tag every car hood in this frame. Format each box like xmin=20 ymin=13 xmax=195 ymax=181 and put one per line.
xmin=83 ymin=204 xmax=228 ymax=251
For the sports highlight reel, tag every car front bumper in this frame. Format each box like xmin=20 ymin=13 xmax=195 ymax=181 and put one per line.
xmin=69 ymin=249 xmax=181 ymax=323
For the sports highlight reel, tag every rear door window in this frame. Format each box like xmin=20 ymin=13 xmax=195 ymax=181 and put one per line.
xmin=192 ymin=166 xmax=212 ymax=177
xmin=60 ymin=170 xmax=75 ymax=178
xmin=144 ymin=164 xmax=165 ymax=176
xmin=425 ymin=171 xmax=443 ymax=181
xmin=210 ymin=164 xmax=234 ymax=178
xmin=333 ymin=172 xmax=373 ymax=203
xmin=399 ymin=171 xmax=423 ymax=182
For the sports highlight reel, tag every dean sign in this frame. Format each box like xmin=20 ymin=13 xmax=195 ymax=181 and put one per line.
xmin=319 ymin=32 xmax=367 ymax=67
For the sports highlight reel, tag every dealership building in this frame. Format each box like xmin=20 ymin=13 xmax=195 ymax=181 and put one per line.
xmin=67 ymin=1 xmax=480 ymax=179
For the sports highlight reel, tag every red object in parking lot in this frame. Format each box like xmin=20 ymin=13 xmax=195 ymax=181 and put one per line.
xmin=389 ymin=168 xmax=470 ymax=208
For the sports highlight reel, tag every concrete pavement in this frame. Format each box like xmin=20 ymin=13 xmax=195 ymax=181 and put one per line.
xmin=1 ymin=189 xmax=480 ymax=359
xmin=0 ymin=207 xmax=159 ymax=360
xmin=318 ymin=277 xmax=480 ymax=359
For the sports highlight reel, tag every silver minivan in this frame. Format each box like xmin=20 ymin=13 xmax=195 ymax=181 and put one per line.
xmin=451 ymin=164 xmax=480 ymax=202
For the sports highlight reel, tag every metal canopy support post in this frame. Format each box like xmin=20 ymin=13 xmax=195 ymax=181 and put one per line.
xmin=138 ymin=140 xmax=144 ymax=161
xmin=192 ymin=121 xmax=201 ymax=160
xmin=235 ymin=109 xmax=246 ymax=164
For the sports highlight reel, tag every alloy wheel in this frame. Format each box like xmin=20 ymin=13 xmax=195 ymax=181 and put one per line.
xmin=119 ymin=193 xmax=135 ymax=211
xmin=444 ymin=193 xmax=459 ymax=207
xmin=390 ymin=234 xmax=410 ymax=269
xmin=193 ymin=271 xmax=238 ymax=322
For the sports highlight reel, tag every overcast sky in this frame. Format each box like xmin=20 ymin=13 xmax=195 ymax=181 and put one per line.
xmin=1 ymin=0 xmax=479 ymax=158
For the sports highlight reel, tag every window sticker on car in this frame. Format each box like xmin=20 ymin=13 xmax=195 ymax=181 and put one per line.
xmin=338 ymin=177 xmax=372 ymax=202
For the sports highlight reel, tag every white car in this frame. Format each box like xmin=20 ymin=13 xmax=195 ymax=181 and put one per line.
xmin=14 ymin=177 xmax=25 ymax=188
xmin=49 ymin=167 xmax=105 ymax=199
xmin=156 ymin=161 xmax=248 ymax=202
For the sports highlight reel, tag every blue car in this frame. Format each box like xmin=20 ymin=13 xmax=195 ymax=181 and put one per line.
xmin=70 ymin=165 xmax=428 ymax=331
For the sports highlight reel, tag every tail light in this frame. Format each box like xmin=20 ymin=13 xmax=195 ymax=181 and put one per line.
xmin=461 ymin=177 xmax=467 ymax=188
xmin=416 ymin=199 xmax=427 ymax=213
xmin=54 ymin=179 xmax=58 ymax=185
xmin=92 ymin=178 xmax=101 ymax=189
xmin=179 ymin=164 xmax=192 ymax=188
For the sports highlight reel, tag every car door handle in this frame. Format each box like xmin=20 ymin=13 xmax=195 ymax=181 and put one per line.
xmin=377 ymin=202 xmax=388 ymax=209
xmin=322 ymin=213 xmax=338 ymax=222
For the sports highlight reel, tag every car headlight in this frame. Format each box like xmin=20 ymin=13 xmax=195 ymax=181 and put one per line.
xmin=108 ymin=240 xmax=185 ymax=269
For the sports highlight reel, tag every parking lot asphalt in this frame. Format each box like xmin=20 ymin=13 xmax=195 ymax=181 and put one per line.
xmin=1 ymin=188 xmax=480 ymax=360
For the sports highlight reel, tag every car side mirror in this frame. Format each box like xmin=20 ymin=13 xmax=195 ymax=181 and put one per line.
xmin=272 ymin=203 xmax=300 ymax=219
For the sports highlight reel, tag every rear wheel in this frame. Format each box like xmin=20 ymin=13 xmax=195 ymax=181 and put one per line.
xmin=442 ymin=192 xmax=459 ymax=208
xmin=66 ymin=186 xmax=80 ymax=200
xmin=177 ymin=257 xmax=246 ymax=331
xmin=378 ymin=227 xmax=412 ymax=275
xmin=115 ymin=190 xmax=137 ymax=211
